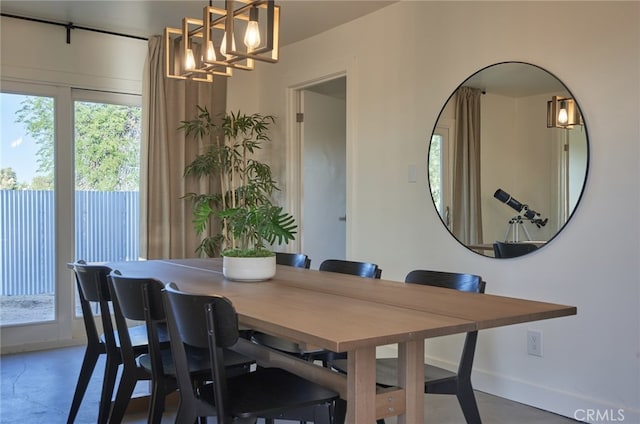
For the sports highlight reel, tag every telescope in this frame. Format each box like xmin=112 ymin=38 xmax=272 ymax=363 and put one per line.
xmin=494 ymin=188 xmax=548 ymax=228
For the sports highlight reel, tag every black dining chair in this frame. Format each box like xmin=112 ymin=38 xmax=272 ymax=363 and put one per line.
xmin=250 ymin=252 xmax=315 ymax=360
xmin=275 ymin=252 xmax=311 ymax=268
xmin=67 ymin=261 xmax=150 ymax=424
xmin=252 ymin=251 xmax=311 ymax=353
xmin=162 ymin=283 xmax=343 ymax=424
xmin=493 ymin=241 xmax=538 ymax=258
xmin=106 ymin=271 xmax=174 ymax=423
xmin=251 ymin=258 xmax=382 ymax=368
xmin=319 ymin=259 xmax=382 ymax=279
xmin=332 ymin=270 xmax=486 ymax=424
xmin=107 ymin=271 xmax=254 ymax=424
xmin=313 ymin=259 xmax=382 ymax=365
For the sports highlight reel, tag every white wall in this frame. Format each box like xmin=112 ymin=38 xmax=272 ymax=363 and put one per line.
xmin=228 ymin=1 xmax=640 ymax=421
xmin=0 ymin=17 xmax=146 ymax=93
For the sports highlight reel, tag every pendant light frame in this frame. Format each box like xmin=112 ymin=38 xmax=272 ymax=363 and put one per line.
xmin=165 ymin=0 xmax=279 ymax=82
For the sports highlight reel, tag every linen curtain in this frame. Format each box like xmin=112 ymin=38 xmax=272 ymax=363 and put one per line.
xmin=141 ymin=36 xmax=226 ymax=259
xmin=451 ymin=86 xmax=483 ymax=245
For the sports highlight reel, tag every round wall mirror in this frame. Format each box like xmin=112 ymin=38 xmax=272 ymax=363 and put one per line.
xmin=428 ymin=62 xmax=589 ymax=258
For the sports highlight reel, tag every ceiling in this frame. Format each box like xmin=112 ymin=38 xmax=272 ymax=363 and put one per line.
xmin=1 ymin=2 xmax=565 ymax=97
xmin=0 ymin=1 xmax=395 ymax=47
xmin=463 ymin=62 xmax=568 ymax=97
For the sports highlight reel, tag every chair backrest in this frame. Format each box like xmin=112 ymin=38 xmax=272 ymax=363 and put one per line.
xmin=108 ymin=271 xmax=165 ymax=322
xmin=163 ymin=283 xmax=239 ymax=350
xmin=493 ymin=241 xmax=538 ymax=258
xmin=404 ymin=270 xmax=485 ymax=294
xmin=403 ymin=269 xmax=486 ymax=379
xmin=319 ymin=259 xmax=382 ymax=279
xmin=72 ymin=261 xmax=116 ymax=348
xmin=275 ymin=252 xmax=311 ymax=269
xmin=108 ymin=271 xmax=167 ymax=378
xmin=73 ymin=261 xmax=113 ymax=302
xmin=162 ymin=283 xmax=238 ymax=421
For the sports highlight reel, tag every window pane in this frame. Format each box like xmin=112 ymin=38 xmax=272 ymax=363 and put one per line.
xmin=73 ymin=100 xmax=141 ymax=260
xmin=429 ymin=134 xmax=443 ymax=213
xmin=1 ymin=93 xmax=55 ymax=326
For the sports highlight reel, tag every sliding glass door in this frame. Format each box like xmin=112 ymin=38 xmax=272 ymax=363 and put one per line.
xmin=0 ymin=81 xmax=141 ymax=351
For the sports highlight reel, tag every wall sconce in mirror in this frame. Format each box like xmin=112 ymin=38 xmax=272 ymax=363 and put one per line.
xmin=165 ymin=0 xmax=280 ymax=82
xmin=547 ymin=96 xmax=583 ymax=128
xmin=427 ymin=62 xmax=589 ymax=259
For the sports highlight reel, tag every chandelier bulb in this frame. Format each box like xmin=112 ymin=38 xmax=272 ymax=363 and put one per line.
xmin=221 ymin=32 xmax=237 ymax=59
xmin=244 ymin=9 xmax=261 ymax=50
xmin=185 ymin=48 xmax=196 ymax=70
xmin=205 ymin=40 xmax=217 ymax=62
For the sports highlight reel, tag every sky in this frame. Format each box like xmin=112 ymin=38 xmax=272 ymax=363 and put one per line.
xmin=0 ymin=93 xmax=41 ymax=184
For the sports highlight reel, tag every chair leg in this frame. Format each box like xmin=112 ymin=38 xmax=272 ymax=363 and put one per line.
xmin=98 ymin=352 xmax=120 ymax=424
xmin=67 ymin=345 xmax=101 ymax=424
xmin=175 ymin=405 xmax=198 ymax=424
xmin=457 ymin=384 xmax=482 ymax=424
xmin=332 ymin=399 xmax=347 ymax=424
xmin=107 ymin=366 xmax=138 ymax=424
xmin=148 ymin=377 xmax=167 ymax=424
xmin=312 ymin=403 xmax=331 ymax=424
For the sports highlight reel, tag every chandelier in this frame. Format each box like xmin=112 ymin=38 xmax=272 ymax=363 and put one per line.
xmin=165 ymin=0 xmax=280 ymax=82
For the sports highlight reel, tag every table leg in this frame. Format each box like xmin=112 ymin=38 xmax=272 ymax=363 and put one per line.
xmin=347 ymin=346 xmax=377 ymax=423
xmin=397 ymin=339 xmax=424 ymax=424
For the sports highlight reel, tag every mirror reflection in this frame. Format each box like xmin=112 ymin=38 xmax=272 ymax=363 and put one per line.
xmin=428 ymin=62 xmax=588 ymax=258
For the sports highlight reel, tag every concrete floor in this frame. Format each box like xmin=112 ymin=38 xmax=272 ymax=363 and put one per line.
xmin=1 ymin=345 xmax=579 ymax=423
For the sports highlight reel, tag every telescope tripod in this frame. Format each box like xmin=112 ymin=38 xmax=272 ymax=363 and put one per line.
xmin=503 ymin=215 xmax=532 ymax=242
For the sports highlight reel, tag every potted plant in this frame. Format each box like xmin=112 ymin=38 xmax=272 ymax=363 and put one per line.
xmin=180 ymin=107 xmax=296 ymax=281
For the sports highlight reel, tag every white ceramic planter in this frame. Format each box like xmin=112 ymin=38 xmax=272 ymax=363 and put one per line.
xmin=222 ymin=255 xmax=276 ymax=282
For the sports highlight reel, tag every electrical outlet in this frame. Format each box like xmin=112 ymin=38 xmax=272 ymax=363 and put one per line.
xmin=527 ymin=329 xmax=543 ymax=357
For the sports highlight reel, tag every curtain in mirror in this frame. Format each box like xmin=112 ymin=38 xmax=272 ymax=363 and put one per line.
xmin=452 ymin=86 xmax=483 ymax=245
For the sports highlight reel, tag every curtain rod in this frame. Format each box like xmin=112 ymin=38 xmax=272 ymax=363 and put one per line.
xmin=1 ymin=13 xmax=148 ymax=43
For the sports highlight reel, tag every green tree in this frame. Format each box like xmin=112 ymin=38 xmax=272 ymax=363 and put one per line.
xmin=428 ymin=135 xmax=442 ymax=211
xmin=74 ymin=101 xmax=140 ymax=191
xmin=14 ymin=96 xmax=54 ymax=186
xmin=30 ymin=175 xmax=53 ymax=190
xmin=14 ymin=98 xmax=141 ymax=191
xmin=0 ymin=167 xmax=18 ymax=189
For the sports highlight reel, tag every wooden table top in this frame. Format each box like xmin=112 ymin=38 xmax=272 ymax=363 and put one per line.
xmin=108 ymin=258 xmax=576 ymax=353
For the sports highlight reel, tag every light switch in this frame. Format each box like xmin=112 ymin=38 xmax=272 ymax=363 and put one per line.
xmin=408 ymin=164 xmax=417 ymax=183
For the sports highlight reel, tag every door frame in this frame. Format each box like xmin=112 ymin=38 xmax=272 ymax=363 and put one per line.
xmin=0 ymin=80 xmax=74 ymax=352
xmin=285 ymin=71 xmax=352 ymax=257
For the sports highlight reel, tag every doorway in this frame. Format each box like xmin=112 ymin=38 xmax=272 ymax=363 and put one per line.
xmin=296 ymin=76 xmax=347 ymax=269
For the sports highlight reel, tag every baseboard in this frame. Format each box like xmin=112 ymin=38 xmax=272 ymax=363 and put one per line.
xmin=427 ymin=356 xmax=639 ymax=424
xmin=375 ymin=346 xmax=638 ymax=424
xmin=0 ymin=338 xmax=85 ymax=355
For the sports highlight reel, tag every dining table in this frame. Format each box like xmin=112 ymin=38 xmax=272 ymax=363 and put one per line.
xmin=107 ymin=257 xmax=576 ymax=424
